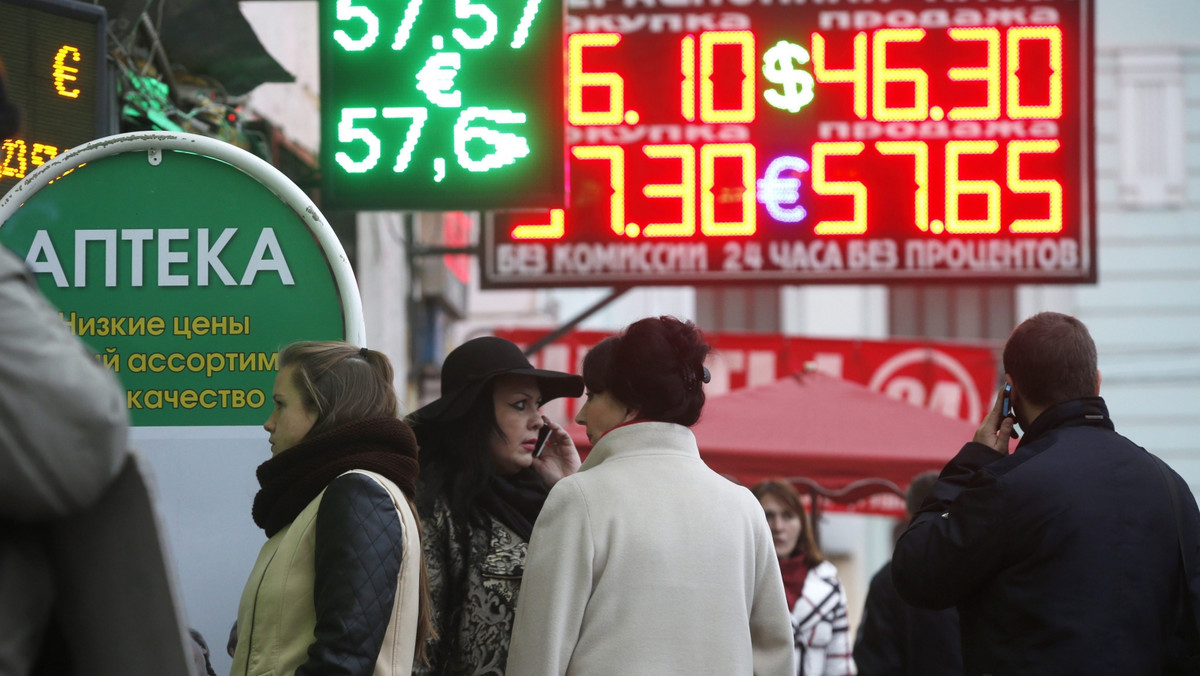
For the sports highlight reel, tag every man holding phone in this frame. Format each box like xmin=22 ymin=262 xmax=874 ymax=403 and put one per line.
xmin=892 ymin=312 xmax=1200 ymax=675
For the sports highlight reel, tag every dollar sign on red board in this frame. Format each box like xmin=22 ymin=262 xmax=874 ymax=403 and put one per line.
xmin=762 ymin=40 xmax=815 ymax=114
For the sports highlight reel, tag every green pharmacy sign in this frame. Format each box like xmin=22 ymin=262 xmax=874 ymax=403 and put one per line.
xmin=0 ymin=132 xmax=364 ymax=427
xmin=318 ymin=0 xmax=565 ymax=210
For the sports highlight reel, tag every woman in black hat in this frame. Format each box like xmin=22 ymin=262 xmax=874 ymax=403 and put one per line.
xmin=407 ymin=336 xmax=584 ymax=676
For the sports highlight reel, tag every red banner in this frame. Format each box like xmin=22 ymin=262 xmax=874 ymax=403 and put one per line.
xmin=496 ymin=328 xmax=1000 ymax=425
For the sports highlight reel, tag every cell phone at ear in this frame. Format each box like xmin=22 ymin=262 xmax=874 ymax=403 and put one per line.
xmin=1002 ymin=384 xmax=1013 ymax=419
xmin=533 ymin=425 xmax=552 ymax=458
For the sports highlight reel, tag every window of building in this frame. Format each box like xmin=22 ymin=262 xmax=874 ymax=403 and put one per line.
xmin=889 ymin=285 xmax=1015 ymax=342
xmin=1115 ymin=49 xmax=1186 ymax=209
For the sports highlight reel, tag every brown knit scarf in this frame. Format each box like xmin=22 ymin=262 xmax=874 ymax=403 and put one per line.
xmin=252 ymin=417 xmax=419 ymax=537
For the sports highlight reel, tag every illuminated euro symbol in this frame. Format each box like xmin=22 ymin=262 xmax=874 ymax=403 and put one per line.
xmin=762 ymin=40 xmax=814 ymax=114
xmin=416 ymin=52 xmax=462 ymax=108
xmin=53 ymin=46 xmax=82 ymax=99
xmin=756 ymin=155 xmax=810 ymax=223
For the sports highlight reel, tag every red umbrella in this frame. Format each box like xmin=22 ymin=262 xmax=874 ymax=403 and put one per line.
xmin=691 ymin=371 xmax=979 ymax=491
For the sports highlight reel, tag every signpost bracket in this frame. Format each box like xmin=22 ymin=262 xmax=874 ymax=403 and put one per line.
xmin=522 ymin=286 xmax=632 ymax=357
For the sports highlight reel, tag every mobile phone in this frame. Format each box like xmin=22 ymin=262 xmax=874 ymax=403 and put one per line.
xmin=1001 ymin=384 xmax=1013 ymax=419
xmin=533 ymin=425 xmax=552 ymax=458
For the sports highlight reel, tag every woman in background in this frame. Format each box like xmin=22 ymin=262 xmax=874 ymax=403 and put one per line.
xmin=753 ymin=480 xmax=856 ymax=676
xmin=408 ymin=336 xmax=584 ymax=675
xmin=231 ymin=341 xmax=432 ymax=676
xmin=507 ymin=316 xmax=796 ymax=676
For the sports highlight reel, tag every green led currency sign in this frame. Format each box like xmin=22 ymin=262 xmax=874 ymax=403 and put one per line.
xmin=319 ymin=0 xmax=565 ymax=210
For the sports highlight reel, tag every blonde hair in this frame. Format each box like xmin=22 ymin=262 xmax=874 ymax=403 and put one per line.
xmin=276 ymin=341 xmax=437 ymax=662
xmin=279 ymin=341 xmax=399 ymax=437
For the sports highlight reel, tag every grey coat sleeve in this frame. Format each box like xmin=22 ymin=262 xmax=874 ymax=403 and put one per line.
xmin=0 ymin=248 xmax=128 ymax=521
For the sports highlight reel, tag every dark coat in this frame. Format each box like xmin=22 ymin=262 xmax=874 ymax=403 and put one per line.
xmin=415 ymin=496 xmax=528 ymax=676
xmin=853 ymin=561 xmax=962 ymax=676
xmin=892 ymin=397 xmax=1200 ymax=676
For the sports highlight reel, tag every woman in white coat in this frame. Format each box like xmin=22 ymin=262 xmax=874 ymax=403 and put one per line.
xmin=753 ymin=480 xmax=856 ymax=676
xmin=507 ymin=316 xmax=796 ymax=676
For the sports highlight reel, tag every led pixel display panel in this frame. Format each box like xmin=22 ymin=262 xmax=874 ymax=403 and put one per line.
xmin=319 ymin=0 xmax=565 ymax=210
xmin=0 ymin=0 xmax=109 ymax=193
xmin=483 ymin=0 xmax=1094 ymax=288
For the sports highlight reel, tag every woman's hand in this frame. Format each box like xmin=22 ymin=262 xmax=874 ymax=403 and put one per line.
xmin=531 ymin=416 xmax=581 ymax=488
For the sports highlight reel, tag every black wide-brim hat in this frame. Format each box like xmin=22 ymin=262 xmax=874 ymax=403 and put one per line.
xmin=411 ymin=336 xmax=584 ymax=423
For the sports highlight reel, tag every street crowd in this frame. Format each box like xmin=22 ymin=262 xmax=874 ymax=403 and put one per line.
xmin=3 ymin=70 xmax=1200 ymax=676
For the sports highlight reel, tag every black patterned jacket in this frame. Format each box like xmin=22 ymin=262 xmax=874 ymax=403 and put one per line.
xmin=415 ymin=496 xmax=528 ymax=676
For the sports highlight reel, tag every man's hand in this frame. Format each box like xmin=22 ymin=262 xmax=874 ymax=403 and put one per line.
xmin=973 ymin=386 xmax=1018 ymax=455
xmin=531 ymin=416 xmax=581 ymax=488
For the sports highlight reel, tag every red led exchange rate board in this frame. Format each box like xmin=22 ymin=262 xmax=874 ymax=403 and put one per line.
xmin=482 ymin=0 xmax=1094 ymax=288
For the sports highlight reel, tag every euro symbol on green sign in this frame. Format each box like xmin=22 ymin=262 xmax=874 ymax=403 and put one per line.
xmin=417 ymin=52 xmax=463 ymax=108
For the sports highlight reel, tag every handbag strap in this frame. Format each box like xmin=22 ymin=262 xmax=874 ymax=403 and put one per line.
xmin=1154 ymin=455 xmax=1200 ymax=660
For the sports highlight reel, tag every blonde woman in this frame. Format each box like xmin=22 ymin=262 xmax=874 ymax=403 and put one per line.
xmin=231 ymin=342 xmax=432 ymax=676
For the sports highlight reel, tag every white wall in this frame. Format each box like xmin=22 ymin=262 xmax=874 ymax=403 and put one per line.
xmin=240 ymin=1 xmax=320 ymax=154
xmin=1020 ymin=1 xmax=1200 ymax=493
xmin=454 ymin=285 xmax=698 ymax=345
xmin=781 ymin=285 xmax=889 ymax=338
xmin=357 ymin=212 xmax=414 ymax=407
xmin=1095 ymin=0 xmax=1200 ymax=47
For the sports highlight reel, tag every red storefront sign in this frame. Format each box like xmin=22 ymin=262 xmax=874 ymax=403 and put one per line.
xmin=496 ymin=328 xmax=1000 ymax=426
